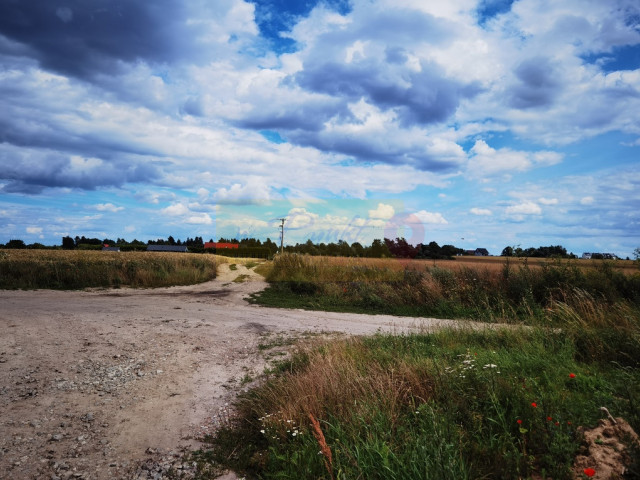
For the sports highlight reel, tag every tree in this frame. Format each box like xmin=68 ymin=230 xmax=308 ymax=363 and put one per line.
xmin=62 ymin=236 xmax=75 ymax=250
xmin=6 ymin=239 xmax=26 ymax=249
xmin=634 ymin=247 xmax=640 ymax=261
xmin=501 ymin=246 xmax=514 ymax=257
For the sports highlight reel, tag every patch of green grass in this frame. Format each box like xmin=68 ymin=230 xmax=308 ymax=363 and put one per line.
xmin=229 ymin=263 xmax=238 ymax=271
xmin=199 ymin=328 xmax=640 ymax=479
xmin=257 ymin=334 xmax=296 ymax=351
xmin=233 ymin=274 xmax=250 ymax=283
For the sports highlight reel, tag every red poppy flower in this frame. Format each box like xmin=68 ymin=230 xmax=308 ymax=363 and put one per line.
xmin=583 ymin=467 xmax=596 ymax=477
xmin=547 ymin=416 xmax=552 ymax=421
xmin=517 ymin=419 xmax=522 ymax=424
xmin=531 ymin=402 xmax=537 ymax=408
xmin=569 ymin=373 xmax=576 ymax=378
xmin=555 ymin=422 xmax=560 ymax=426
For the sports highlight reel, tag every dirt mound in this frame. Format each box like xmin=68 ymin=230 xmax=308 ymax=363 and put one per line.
xmin=572 ymin=410 xmax=639 ymax=479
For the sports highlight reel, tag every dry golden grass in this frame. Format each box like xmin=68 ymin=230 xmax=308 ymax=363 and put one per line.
xmin=0 ymin=249 xmax=219 ymax=289
xmin=313 ymin=254 xmax=636 ymax=275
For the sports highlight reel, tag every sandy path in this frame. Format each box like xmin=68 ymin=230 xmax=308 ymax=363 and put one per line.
xmin=0 ymin=263 xmax=467 ymax=479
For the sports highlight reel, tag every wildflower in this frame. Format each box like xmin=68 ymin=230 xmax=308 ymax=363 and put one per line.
xmin=569 ymin=373 xmax=576 ymax=378
xmin=555 ymin=422 xmax=560 ymax=426
xmin=567 ymin=421 xmax=572 ymax=425
xmin=531 ymin=402 xmax=537 ymax=408
xmin=260 ymin=429 xmax=265 ymax=434
xmin=583 ymin=467 xmax=596 ymax=477
xmin=547 ymin=416 xmax=552 ymax=422
xmin=517 ymin=419 xmax=522 ymax=424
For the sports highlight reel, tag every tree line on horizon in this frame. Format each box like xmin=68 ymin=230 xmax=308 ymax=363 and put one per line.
xmin=0 ymin=235 xmax=612 ymax=260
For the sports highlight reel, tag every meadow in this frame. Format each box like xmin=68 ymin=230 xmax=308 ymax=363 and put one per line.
xmin=199 ymin=253 xmax=640 ymax=479
xmin=0 ymin=249 xmax=220 ymax=289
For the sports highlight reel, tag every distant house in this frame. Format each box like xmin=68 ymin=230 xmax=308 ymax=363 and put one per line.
xmin=147 ymin=245 xmax=188 ymax=253
xmin=203 ymin=242 xmax=239 ymax=250
xmin=474 ymin=248 xmax=490 ymax=256
xmin=582 ymin=252 xmax=618 ymax=260
xmin=102 ymin=246 xmax=120 ymax=252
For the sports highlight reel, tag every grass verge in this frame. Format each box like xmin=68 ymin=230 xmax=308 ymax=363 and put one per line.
xmin=195 ymin=326 xmax=640 ymax=479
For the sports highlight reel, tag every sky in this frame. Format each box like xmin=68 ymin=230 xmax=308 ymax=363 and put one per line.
xmin=0 ymin=0 xmax=639 ymax=257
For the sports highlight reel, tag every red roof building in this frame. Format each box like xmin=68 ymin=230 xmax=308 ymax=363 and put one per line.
xmin=204 ymin=242 xmax=239 ymax=249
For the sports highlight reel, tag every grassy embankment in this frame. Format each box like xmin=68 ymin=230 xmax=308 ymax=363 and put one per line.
xmin=196 ymin=254 xmax=640 ymax=479
xmin=0 ymin=249 xmax=220 ymax=289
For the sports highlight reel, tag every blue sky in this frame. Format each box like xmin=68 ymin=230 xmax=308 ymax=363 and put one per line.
xmin=0 ymin=0 xmax=639 ymax=256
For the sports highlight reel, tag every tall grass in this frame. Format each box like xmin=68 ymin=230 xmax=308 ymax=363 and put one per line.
xmin=201 ymin=326 xmax=640 ymax=479
xmin=256 ymin=254 xmax=640 ymax=324
xmin=0 ymin=249 xmax=218 ymax=289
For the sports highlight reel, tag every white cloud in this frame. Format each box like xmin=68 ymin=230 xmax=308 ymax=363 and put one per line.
xmin=580 ymin=196 xmax=595 ymax=205
xmin=287 ymin=207 xmax=320 ymax=229
xmin=94 ymin=203 xmax=124 ymax=212
xmin=368 ymin=203 xmax=395 ymax=220
xmin=186 ymin=214 xmax=212 ymax=225
xmin=211 ymin=180 xmax=272 ymax=205
xmin=414 ymin=210 xmax=448 ymax=224
xmin=468 ymin=140 xmax=564 ymax=177
xmin=538 ymin=197 xmax=558 ymax=205
xmin=505 ymin=201 xmax=542 ymax=215
xmin=26 ymin=226 xmax=42 ymax=234
xmin=162 ymin=203 xmax=190 ymax=216
xmin=470 ymin=207 xmax=492 ymax=216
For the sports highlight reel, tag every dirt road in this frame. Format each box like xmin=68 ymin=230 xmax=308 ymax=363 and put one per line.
xmin=0 ymin=263 xmax=466 ymax=479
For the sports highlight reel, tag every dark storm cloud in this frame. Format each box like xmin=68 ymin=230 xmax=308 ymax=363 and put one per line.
xmin=0 ymin=147 xmax=161 ymax=193
xmin=0 ymin=111 xmax=164 ymax=160
xmin=508 ymin=57 xmax=561 ymax=109
xmin=0 ymin=1 xmax=203 ymax=79
xmin=286 ymin=131 xmax=460 ymax=172
xmin=237 ymin=97 xmax=350 ymax=131
xmin=295 ymin=60 xmax=480 ymax=127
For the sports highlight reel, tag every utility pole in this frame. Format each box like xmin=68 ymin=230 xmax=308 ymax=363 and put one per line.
xmin=278 ymin=218 xmax=286 ymax=254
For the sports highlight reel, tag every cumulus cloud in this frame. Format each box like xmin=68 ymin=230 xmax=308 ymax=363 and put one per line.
xmin=368 ymin=203 xmax=395 ymax=219
xmin=211 ymin=180 xmax=272 ymax=205
xmin=162 ymin=203 xmax=190 ymax=217
xmin=467 ymin=140 xmax=563 ymax=176
xmin=94 ymin=203 xmax=124 ymax=212
xmin=26 ymin=226 xmax=42 ymax=234
xmin=414 ymin=210 xmax=448 ymax=224
xmin=505 ymin=201 xmax=542 ymax=215
xmin=186 ymin=214 xmax=213 ymax=225
xmin=470 ymin=207 xmax=492 ymax=216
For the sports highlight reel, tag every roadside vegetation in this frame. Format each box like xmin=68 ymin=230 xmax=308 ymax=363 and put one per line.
xmin=198 ymin=253 xmax=640 ymax=479
xmin=251 ymin=254 xmax=640 ymax=323
xmin=0 ymin=249 xmax=219 ymax=289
